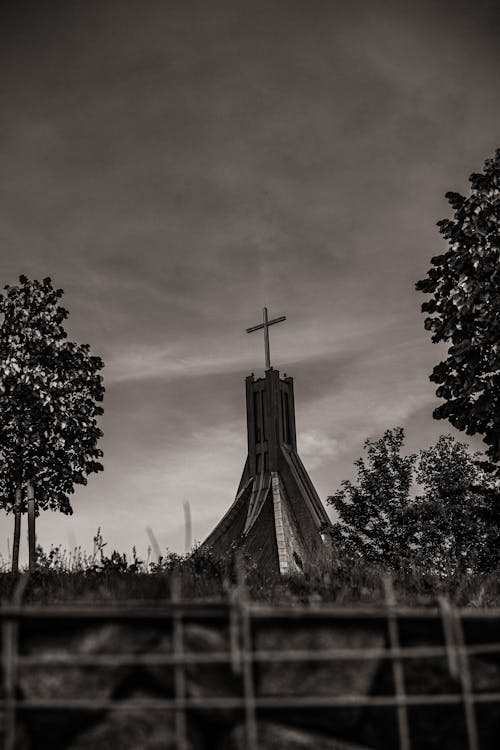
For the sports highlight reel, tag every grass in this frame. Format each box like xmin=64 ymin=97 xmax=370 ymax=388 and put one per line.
xmin=0 ymin=536 xmax=498 ymax=607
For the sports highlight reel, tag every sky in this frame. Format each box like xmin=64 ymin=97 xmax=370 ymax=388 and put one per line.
xmin=1 ymin=0 xmax=499 ymax=562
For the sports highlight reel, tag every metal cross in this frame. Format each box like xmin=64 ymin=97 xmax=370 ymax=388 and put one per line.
xmin=246 ymin=307 xmax=286 ymax=370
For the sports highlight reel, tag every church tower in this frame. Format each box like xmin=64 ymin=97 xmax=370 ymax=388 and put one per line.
xmin=202 ymin=309 xmax=331 ymax=574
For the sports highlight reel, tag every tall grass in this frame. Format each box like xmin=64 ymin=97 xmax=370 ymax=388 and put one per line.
xmin=0 ymin=534 xmax=498 ymax=607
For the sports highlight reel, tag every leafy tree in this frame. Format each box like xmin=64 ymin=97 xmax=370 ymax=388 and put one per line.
xmin=0 ymin=276 xmax=104 ymax=572
xmin=327 ymin=428 xmax=416 ymax=567
xmin=410 ymin=435 xmax=499 ymax=574
xmin=416 ymin=149 xmax=500 ymax=466
xmin=327 ymin=429 xmax=499 ymax=573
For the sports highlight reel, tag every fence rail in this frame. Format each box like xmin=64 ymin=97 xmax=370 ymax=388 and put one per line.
xmin=1 ymin=579 xmax=500 ymax=750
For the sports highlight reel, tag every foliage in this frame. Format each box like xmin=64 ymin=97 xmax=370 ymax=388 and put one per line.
xmin=327 ymin=428 xmax=499 ymax=574
xmin=0 ymin=276 xmax=104 ymax=516
xmin=327 ymin=428 xmax=416 ymax=567
xmin=416 ymin=149 xmax=500 ymax=466
xmin=0 ymin=534 xmax=498 ymax=607
xmin=410 ymin=435 xmax=499 ymax=574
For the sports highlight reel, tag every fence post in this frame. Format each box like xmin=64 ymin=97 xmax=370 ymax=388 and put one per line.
xmin=171 ymin=571 xmax=188 ymax=750
xmin=2 ymin=617 xmax=16 ymax=750
xmin=438 ymin=595 xmax=459 ymax=679
xmin=228 ymin=581 xmax=242 ymax=676
xmin=450 ymin=604 xmax=480 ymax=750
xmin=2 ymin=576 xmax=28 ymax=750
xmin=235 ymin=553 xmax=257 ymax=750
xmin=383 ymin=575 xmax=411 ymax=750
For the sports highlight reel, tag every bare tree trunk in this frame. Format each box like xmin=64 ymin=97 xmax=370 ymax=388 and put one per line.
xmin=11 ymin=483 xmax=22 ymax=574
xmin=27 ymin=480 xmax=36 ymax=573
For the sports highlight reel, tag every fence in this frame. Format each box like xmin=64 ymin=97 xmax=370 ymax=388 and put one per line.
xmin=1 ymin=576 xmax=500 ymax=750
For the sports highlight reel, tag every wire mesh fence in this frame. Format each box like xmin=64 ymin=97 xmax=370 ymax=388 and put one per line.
xmin=1 ymin=575 xmax=500 ymax=750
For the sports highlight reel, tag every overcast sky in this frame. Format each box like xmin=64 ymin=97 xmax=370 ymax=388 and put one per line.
xmin=1 ymin=0 xmax=499 ymax=561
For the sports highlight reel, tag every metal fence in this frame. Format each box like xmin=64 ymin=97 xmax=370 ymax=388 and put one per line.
xmin=1 ymin=576 xmax=500 ymax=750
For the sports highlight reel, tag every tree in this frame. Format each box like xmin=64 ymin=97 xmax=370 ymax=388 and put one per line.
xmin=416 ymin=149 xmax=500 ymax=466
xmin=327 ymin=428 xmax=416 ymax=567
xmin=327 ymin=429 xmax=499 ymax=573
xmin=410 ymin=435 xmax=498 ymax=574
xmin=0 ymin=276 xmax=104 ymax=572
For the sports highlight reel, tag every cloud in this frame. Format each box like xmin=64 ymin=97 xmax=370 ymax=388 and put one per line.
xmin=300 ymin=431 xmax=341 ymax=470
xmin=1 ymin=0 xmax=499 ymax=559
xmin=103 ymin=312 xmax=410 ymax=385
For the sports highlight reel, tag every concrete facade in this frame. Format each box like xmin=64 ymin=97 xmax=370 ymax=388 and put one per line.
xmin=203 ymin=369 xmax=330 ymax=574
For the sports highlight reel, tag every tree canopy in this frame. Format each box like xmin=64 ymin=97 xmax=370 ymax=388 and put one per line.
xmin=327 ymin=428 xmax=416 ymax=567
xmin=327 ymin=428 xmax=499 ymax=573
xmin=0 ymin=276 xmax=104 ymax=517
xmin=410 ymin=435 xmax=498 ymax=573
xmin=416 ymin=149 xmax=500 ymax=466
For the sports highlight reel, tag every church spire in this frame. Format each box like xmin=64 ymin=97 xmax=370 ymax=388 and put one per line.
xmin=202 ymin=317 xmax=330 ymax=574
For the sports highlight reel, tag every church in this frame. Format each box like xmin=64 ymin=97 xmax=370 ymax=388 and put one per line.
xmin=202 ymin=308 xmax=331 ymax=574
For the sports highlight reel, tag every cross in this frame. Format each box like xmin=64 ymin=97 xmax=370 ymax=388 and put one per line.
xmin=246 ymin=307 xmax=286 ymax=370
